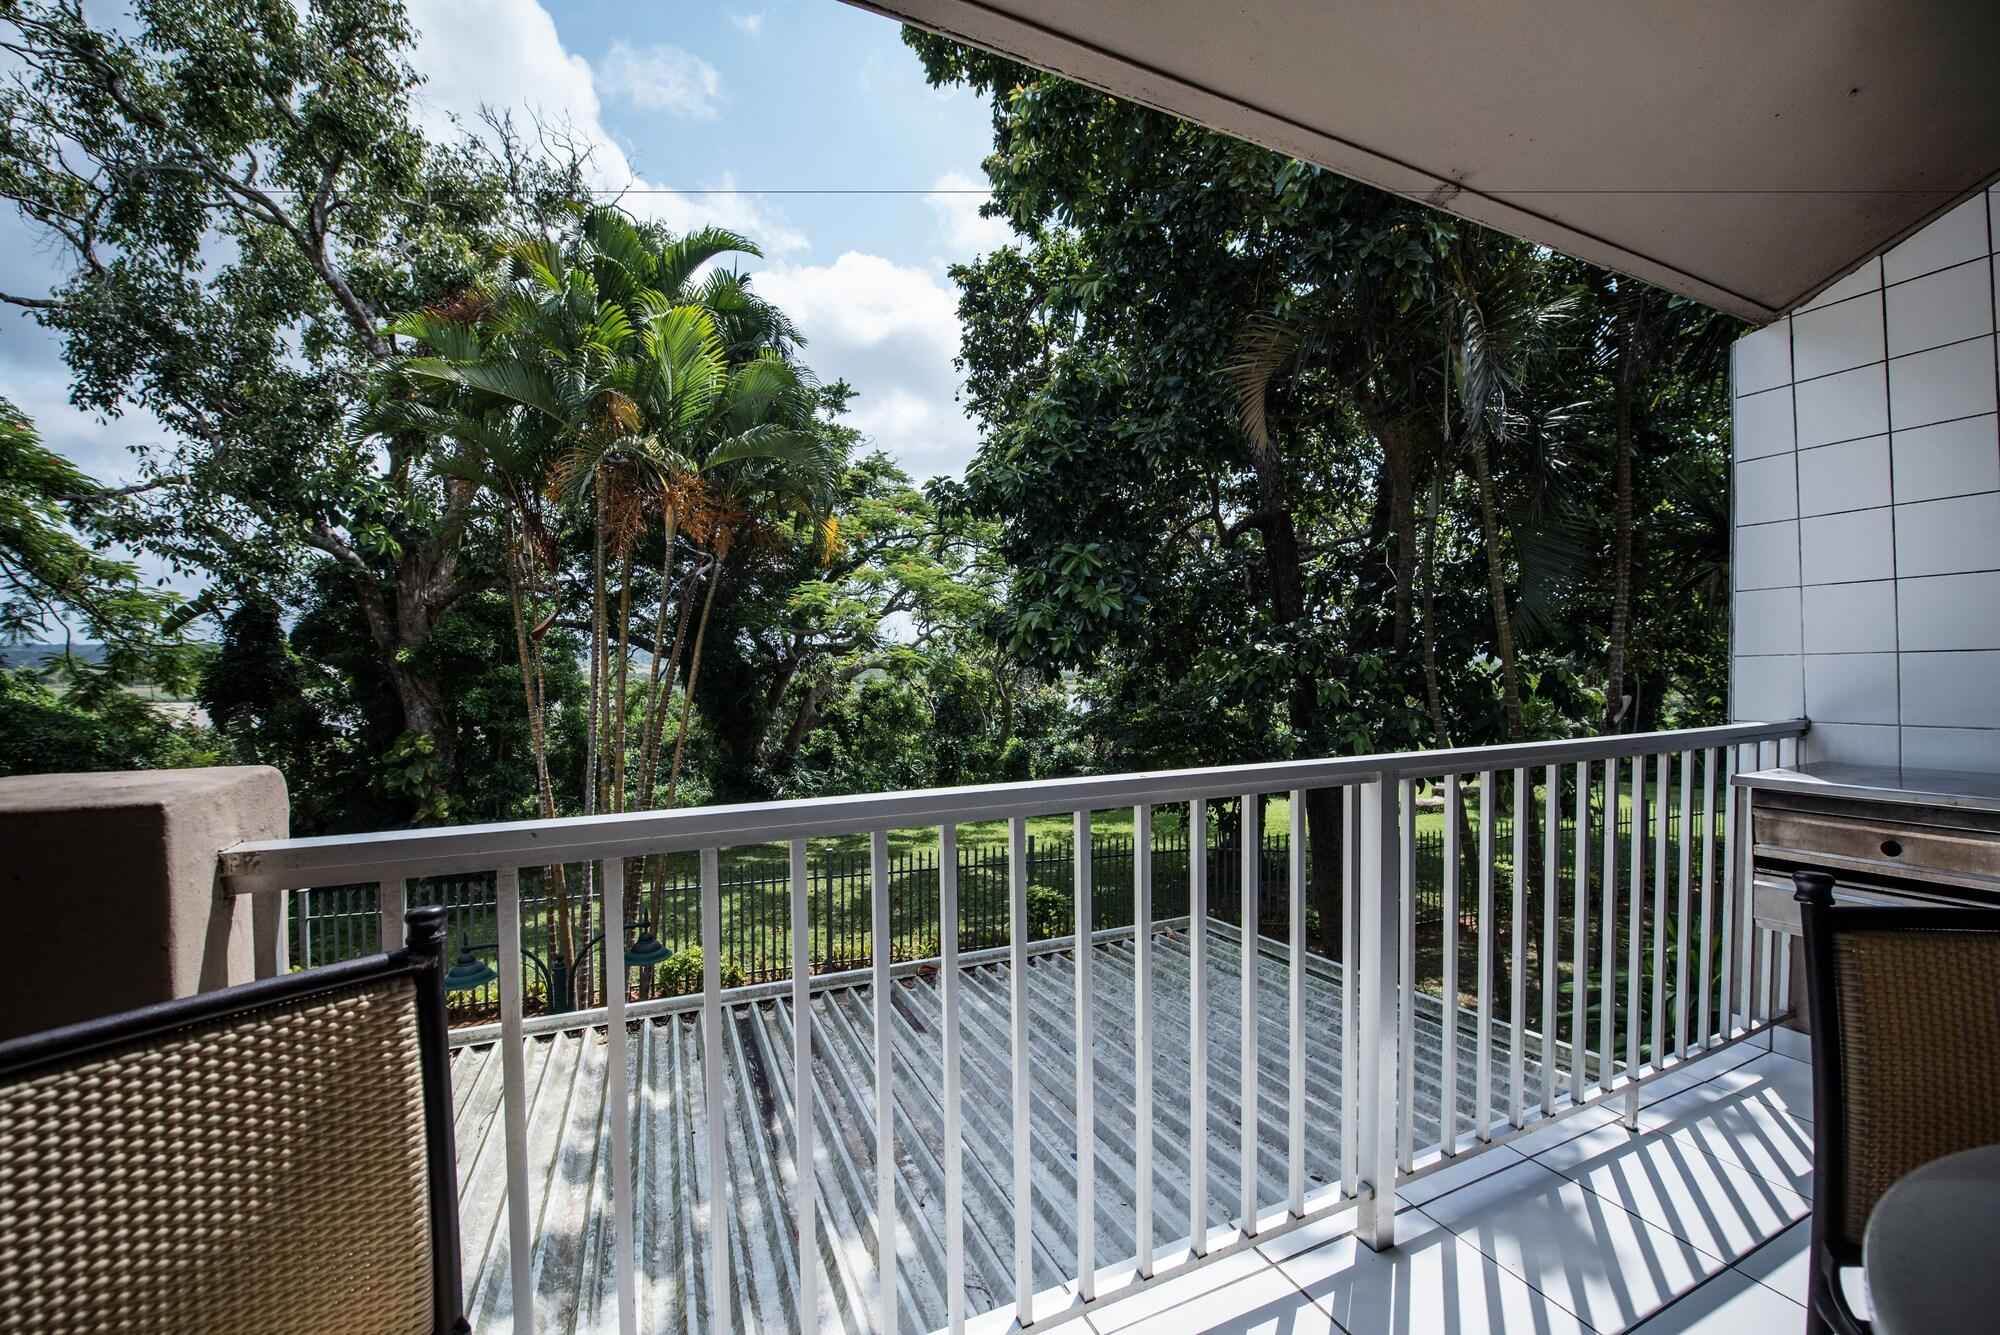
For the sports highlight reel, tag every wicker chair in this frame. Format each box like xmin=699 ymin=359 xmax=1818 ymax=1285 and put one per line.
xmin=1794 ymin=869 xmax=2000 ymax=1335
xmin=0 ymin=906 xmax=470 ymax=1335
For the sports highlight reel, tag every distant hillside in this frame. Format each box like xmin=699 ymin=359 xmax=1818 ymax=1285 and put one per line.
xmin=0 ymin=643 xmax=108 ymax=669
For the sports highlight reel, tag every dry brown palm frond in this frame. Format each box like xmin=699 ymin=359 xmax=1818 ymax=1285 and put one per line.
xmin=682 ymin=488 xmax=745 ymax=551
xmin=544 ymin=445 xmax=591 ymax=503
xmin=597 ymin=391 xmax=642 ymax=435
xmin=424 ymin=287 xmax=492 ymax=325
xmin=1227 ymin=312 xmax=1304 ymax=456
xmin=603 ymin=464 xmax=651 ymax=555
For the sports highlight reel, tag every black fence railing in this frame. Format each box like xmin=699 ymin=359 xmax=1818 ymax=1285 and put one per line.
xmin=289 ymin=802 xmax=1687 ymax=1024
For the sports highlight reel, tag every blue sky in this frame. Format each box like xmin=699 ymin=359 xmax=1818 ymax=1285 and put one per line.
xmin=0 ymin=0 xmax=1005 ymax=552
xmin=405 ymin=0 xmax=1007 ymax=480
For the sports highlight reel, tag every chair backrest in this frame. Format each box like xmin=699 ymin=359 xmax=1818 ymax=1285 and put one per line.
xmin=1796 ymin=872 xmax=2000 ymax=1251
xmin=0 ymin=907 xmax=468 ymax=1335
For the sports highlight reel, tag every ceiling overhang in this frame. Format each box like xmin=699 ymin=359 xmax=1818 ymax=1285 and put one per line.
xmin=848 ymin=0 xmax=2000 ymax=323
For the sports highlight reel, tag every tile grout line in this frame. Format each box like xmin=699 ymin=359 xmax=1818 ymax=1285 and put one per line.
xmin=1879 ymin=261 xmax=1905 ymax=767
xmin=1788 ymin=310 xmax=1810 ymax=726
xmin=1410 ymin=1049 xmax=1804 ymax=1332
xmin=1724 ymin=1217 xmax=1810 ymax=1309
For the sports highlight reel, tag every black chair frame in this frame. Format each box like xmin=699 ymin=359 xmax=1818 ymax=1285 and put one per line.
xmin=0 ymin=904 xmax=470 ymax=1335
xmin=1794 ymin=868 xmax=2000 ymax=1335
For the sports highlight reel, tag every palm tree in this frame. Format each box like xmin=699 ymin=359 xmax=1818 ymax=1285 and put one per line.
xmin=658 ymin=351 xmax=840 ymax=808
xmin=1440 ymin=238 xmax=1578 ymax=741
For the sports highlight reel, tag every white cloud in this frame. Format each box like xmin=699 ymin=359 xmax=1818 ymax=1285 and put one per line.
xmin=596 ymin=40 xmax=723 ymax=120
xmin=730 ymin=12 xmax=765 ymax=36
xmin=402 ymin=3 xmax=972 ymax=475
xmin=926 ymin=170 xmax=1012 ymax=258
xmin=752 ymin=252 xmax=977 ymax=479
xmin=403 ymin=0 xmax=803 ymax=253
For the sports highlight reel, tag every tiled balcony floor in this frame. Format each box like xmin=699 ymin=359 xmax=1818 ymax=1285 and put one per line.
xmin=1094 ymin=1030 xmax=1817 ymax=1335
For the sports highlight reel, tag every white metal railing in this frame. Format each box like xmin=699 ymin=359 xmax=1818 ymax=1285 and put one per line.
xmin=219 ymin=719 xmax=1805 ymax=1334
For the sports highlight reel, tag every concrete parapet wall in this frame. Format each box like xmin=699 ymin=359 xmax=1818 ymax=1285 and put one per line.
xmin=0 ymin=766 xmax=288 ymax=1041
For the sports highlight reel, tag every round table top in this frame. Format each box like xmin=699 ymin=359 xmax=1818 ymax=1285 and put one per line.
xmin=1863 ymin=1145 xmax=2000 ymax=1335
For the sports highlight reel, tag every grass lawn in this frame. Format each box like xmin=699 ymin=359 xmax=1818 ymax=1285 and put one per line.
xmin=298 ymin=774 xmax=1723 ymax=1027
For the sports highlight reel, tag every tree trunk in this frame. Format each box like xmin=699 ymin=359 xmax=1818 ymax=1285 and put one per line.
xmin=1419 ymin=460 xmax=1450 ymax=749
xmin=611 ymin=543 xmax=634 ymax=813
xmin=1244 ymin=436 xmax=1342 ymax=955
xmin=504 ymin=538 xmax=575 ymax=972
xmin=636 ymin=511 xmax=682 ymax=811
xmin=1469 ymin=437 xmax=1527 ymax=742
xmin=585 ymin=472 xmax=607 ymax=817
xmin=665 ymin=536 xmax=731 ymax=809
xmin=1602 ymin=290 xmax=1650 ymax=733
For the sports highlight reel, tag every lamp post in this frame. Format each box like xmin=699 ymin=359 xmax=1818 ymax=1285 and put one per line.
xmin=445 ymin=921 xmax=672 ymax=1014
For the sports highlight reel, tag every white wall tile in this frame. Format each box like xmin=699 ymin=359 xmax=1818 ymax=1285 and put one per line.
xmin=1800 ymin=507 xmax=1894 ymax=584
xmin=1885 ymin=258 xmax=1994 ymax=358
xmin=1734 ymin=520 xmax=1800 ymax=591
xmin=1898 ymin=571 xmax=2000 ymax=651
xmin=1797 ymin=436 xmax=1890 ymax=516
xmin=1900 ymin=651 xmax=2000 ymax=728
xmin=1894 ymin=492 xmax=2000 ymax=577
xmin=1733 ymin=321 xmax=1792 ymax=397
xmin=1792 ymin=290 xmax=1884 ymax=381
xmin=1888 ymin=336 xmax=1998 ymax=430
xmin=1733 ymin=388 xmax=1795 ymax=461
xmin=1891 ymin=414 xmax=2000 ymax=503
xmin=1883 ymin=195 xmax=1990 ymax=285
xmin=1808 ymin=722 xmax=1901 ymax=767
xmin=1804 ymin=653 xmax=1898 ymax=725
xmin=1735 ymin=453 xmax=1798 ymax=526
xmin=1732 ymin=654 xmax=1803 ymax=720
xmin=1734 ymin=586 xmax=1802 ymax=656
xmin=1799 ymin=256 xmax=1882 ymax=312
xmin=1802 ymin=580 xmax=1896 ymax=653
xmin=1795 ymin=363 xmax=1888 ymax=448
xmin=1902 ymin=726 xmax=2000 ymax=771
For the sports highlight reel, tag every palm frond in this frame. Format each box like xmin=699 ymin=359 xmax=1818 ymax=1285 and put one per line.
xmin=1227 ymin=313 xmax=1302 ymax=456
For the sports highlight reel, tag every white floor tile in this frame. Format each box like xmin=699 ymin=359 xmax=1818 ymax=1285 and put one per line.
xmin=1637 ymin=1043 xmax=1765 ymax=1109
xmin=1732 ymin=1218 xmax=1809 ymax=1305
xmin=1273 ymin=1206 xmax=1590 ymax=1335
xmin=1641 ymin=1067 xmax=1816 ymax=1199
xmin=1090 ymin=1263 xmax=1334 ymax=1335
xmin=1397 ymin=1145 xmax=1528 ymax=1208
xmin=1733 ymin=1052 xmax=1814 ymax=1123
xmin=1420 ymin=1159 xmax=1727 ymax=1332
xmin=1502 ymin=1104 xmax=1623 ymax=1159
xmin=1627 ymin=1267 xmax=1805 ymax=1332
xmin=1088 ymin=1249 xmax=1282 ymax=1333
xmin=1770 ymin=1026 xmax=1812 ymax=1064
xmin=1532 ymin=1121 xmax=1810 ymax=1263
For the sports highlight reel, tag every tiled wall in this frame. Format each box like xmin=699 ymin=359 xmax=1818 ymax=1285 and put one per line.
xmin=1730 ymin=186 xmax=2000 ymax=771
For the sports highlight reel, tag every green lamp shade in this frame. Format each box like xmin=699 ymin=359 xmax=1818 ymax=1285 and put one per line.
xmin=444 ymin=947 xmax=498 ymax=993
xmin=625 ymin=927 xmax=671 ymax=969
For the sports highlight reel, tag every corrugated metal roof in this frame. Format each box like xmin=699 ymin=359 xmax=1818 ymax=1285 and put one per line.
xmin=448 ymin=927 xmax=1550 ymax=1333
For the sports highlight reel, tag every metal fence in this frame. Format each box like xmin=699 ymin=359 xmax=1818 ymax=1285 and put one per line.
xmin=226 ymin=723 xmax=1804 ymax=1334
xmin=288 ymin=804 xmax=1681 ymax=1023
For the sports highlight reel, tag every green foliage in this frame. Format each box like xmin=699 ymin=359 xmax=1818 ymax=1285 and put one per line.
xmin=0 ymin=399 xmax=198 ymax=690
xmin=0 ymin=670 xmax=219 ymax=776
xmin=0 ymin=0 xmax=595 ymax=820
xmin=907 ymin=28 xmax=1738 ymax=772
xmin=655 ymin=945 xmax=744 ymax=995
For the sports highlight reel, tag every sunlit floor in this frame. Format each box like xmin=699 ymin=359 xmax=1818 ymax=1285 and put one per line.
xmin=1098 ymin=1029 xmax=1818 ymax=1335
xmin=446 ymin=927 xmax=1819 ymax=1334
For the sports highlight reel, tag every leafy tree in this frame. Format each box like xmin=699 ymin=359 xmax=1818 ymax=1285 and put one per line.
xmin=0 ymin=0 xmax=592 ymax=817
xmin=908 ymin=32 xmax=1741 ymax=947
xmin=0 ymin=397 xmax=194 ymax=686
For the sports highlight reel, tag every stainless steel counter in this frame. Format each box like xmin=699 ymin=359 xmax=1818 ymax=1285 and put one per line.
xmin=1734 ymin=763 xmax=2000 ymax=818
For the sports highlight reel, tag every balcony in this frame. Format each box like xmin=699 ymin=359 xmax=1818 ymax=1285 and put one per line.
xmin=215 ymin=720 xmax=1807 ymax=1333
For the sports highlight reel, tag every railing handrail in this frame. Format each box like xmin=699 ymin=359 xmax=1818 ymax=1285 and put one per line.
xmin=218 ymin=720 xmax=1805 ymax=893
